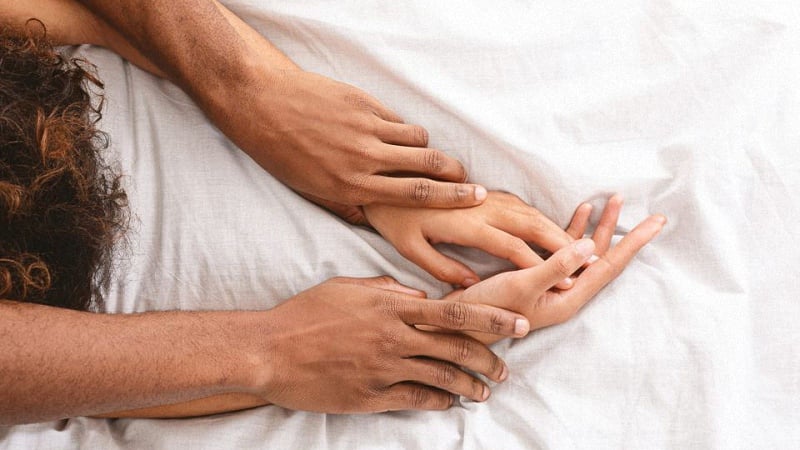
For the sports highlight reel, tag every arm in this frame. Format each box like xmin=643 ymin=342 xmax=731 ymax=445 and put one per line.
xmin=71 ymin=0 xmax=485 ymax=219
xmin=1 ymin=281 xmax=530 ymax=424
xmin=0 ymin=0 xmax=162 ymax=76
xmin=95 ymin=196 xmax=665 ymax=419
xmin=0 ymin=301 xmax=270 ymax=424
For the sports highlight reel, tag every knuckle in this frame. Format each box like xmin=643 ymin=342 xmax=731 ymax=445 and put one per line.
xmin=409 ymin=386 xmax=431 ymax=409
xmin=489 ymin=313 xmax=505 ymax=334
xmin=344 ymin=92 xmax=372 ymax=111
xmin=505 ymin=238 xmax=530 ymax=258
xmin=489 ymin=352 xmax=502 ymax=375
xmin=408 ymin=180 xmax=433 ymax=203
xmin=440 ymin=302 xmax=468 ymax=328
xmin=433 ymin=265 xmax=459 ymax=283
xmin=376 ymin=329 xmax=403 ymax=354
xmin=472 ymin=379 xmax=485 ymax=400
xmin=351 ymin=142 xmax=373 ymax=161
xmin=422 ymin=149 xmax=445 ymax=173
xmin=451 ymin=184 xmax=471 ymax=203
xmin=555 ymin=256 xmax=575 ymax=277
xmin=393 ymin=238 xmax=416 ymax=258
xmin=434 ymin=364 xmax=458 ymax=386
xmin=451 ymin=338 xmax=474 ymax=364
xmin=411 ymin=125 xmax=429 ymax=146
xmin=343 ymin=174 xmax=371 ymax=203
xmin=527 ymin=214 xmax=546 ymax=234
xmin=376 ymin=290 xmax=404 ymax=318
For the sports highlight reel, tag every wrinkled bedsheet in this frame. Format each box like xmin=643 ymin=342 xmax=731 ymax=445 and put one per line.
xmin=2 ymin=0 xmax=799 ymax=448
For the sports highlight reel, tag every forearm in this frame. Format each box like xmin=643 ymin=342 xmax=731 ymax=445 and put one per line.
xmin=0 ymin=300 xmax=270 ymax=425
xmin=95 ymin=392 xmax=267 ymax=419
xmin=75 ymin=0 xmax=296 ymax=109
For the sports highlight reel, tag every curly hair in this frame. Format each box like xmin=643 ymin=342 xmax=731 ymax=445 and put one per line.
xmin=0 ymin=26 xmax=127 ymax=311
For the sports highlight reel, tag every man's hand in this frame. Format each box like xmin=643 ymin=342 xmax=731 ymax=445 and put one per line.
xmin=252 ymin=276 xmax=529 ymax=412
xmin=363 ymin=191 xmax=591 ymax=287
xmin=75 ymin=0 xmax=486 ymax=216
xmin=217 ymin=68 xmax=486 ymax=210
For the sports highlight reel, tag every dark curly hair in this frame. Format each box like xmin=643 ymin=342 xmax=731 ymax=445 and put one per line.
xmin=0 ymin=26 xmax=127 ymax=311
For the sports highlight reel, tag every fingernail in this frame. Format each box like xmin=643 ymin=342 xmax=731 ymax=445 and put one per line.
xmin=574 ymin=239 xmax=595 ymax=258
xmin=481 ymin=385 xmax=490 ymax=401
xmin=474 ymin=185 xmax=487 ymax=201
xmin=561 ymin=277 xmax=573 ymax=287
xmin=514 ymin=318 xmax=530 ymax=337
xmin=498 ymin=363 xmax=509 ymax=382
xmin=654 ymin=214 xmax=667 ymax=225
xmin=587 ymin=255 xmax=600 ymax=264
xmin=463 ymin=277 xmax=479 ymax=287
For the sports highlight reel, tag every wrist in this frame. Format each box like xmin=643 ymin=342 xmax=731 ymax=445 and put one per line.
xmin=229 ymin=310 xmax=278 ymax=398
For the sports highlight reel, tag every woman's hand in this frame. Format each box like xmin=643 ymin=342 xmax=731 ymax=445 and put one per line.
xmin=363 ymin=191 xmax=593 ymax=288
xmin=441 ymin=195 xmax=666 ymax=344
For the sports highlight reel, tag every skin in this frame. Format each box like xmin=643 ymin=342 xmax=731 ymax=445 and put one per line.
xmin=0 ymin=0 xmax=529 ymax=424
xmin=71 ymin=0 xmax=490 ymax=222
xmin=0 ymin=281 xmax=531 ymax=424
xmin=0 ymin=2 xmax=666 ymax=420
xmin=442 ymin=195 xmax=667 ymax=344
xmin=108 ymin=197 xmax=665 ymax=417
xmin=364 ymin=191 xmax=585 ymax=288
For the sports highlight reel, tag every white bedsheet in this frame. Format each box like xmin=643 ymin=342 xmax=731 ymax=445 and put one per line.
xmin=2 ymin=0 xmax=799 ymax=448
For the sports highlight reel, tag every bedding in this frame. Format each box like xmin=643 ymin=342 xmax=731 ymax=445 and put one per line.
xmin=2 ymin=0 xmax=799 ymax=448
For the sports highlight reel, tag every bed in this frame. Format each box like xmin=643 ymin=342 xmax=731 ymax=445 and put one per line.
xmin=2 ymin=0 xmax=799 ymax=448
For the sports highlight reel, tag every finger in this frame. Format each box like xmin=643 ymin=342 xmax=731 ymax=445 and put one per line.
xmin=381 ymin=383 xmax=453 ymax=411
xmin=592 ymin=195 xmax=623 ymax=254
xmin=489 ymin=205 xmax=574 ymax=254
xmin=473 ymin=225 xmax=544 ymax=268
xmin=559 ymin=215 xmax=666 ymax=314
xmin=363 ymin=176 xmax=487 ymax=208
xmin=395 ymin=236 xmax=480 ymax=287
xmin=371 ymin=102 xmax=405 ymax=123
xmin=375 ymin=122 xmax=429 ymax=147
xmin=400 ymin=358 xmax=489 ymax=402
xmin=406 ymin=331 xmax=507 ymax=383
xmin=379 ymin=145 xmax=467 ymax=183
xmin=514 ymin=238 xmax=595 ymax=294
xmin=333 ymin=276 xmax=427 ymax=298
xmin=566 ymin=203 xmax=593 ymax=239
xmin=464 ymin=226 xmax=571 ymax=290
xmin=566 ymin=203 xmax=597 ymax=267
xmin=391 ymin=297 xmax=530 ymax=337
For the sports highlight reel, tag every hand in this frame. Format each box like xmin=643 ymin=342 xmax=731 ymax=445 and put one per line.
xmin=363 ymin=191 xmax=592 ymax=287
xmin=440 ymin=195 xmax=666 ymax=344
xmin=254 ymin=276 xmax=531 ymax=413
xmin=210 ymin=67 xmax=487 ymax=217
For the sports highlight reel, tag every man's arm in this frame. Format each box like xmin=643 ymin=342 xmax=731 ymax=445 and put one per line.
xmin=0 ymin=279 xmax=530 ymax=424
xmin=0 ymin=300 xmax=267 ymax=424
xmin=73 ymin=0 xmax=487 ymax=218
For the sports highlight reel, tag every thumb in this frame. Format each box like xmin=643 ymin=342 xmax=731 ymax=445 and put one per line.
xmin=455 ymin=239 xmax=595 ymax=307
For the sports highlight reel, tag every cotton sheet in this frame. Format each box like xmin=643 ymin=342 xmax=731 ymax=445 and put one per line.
xmin=2 ymin=0 xmax=799 ymax=448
